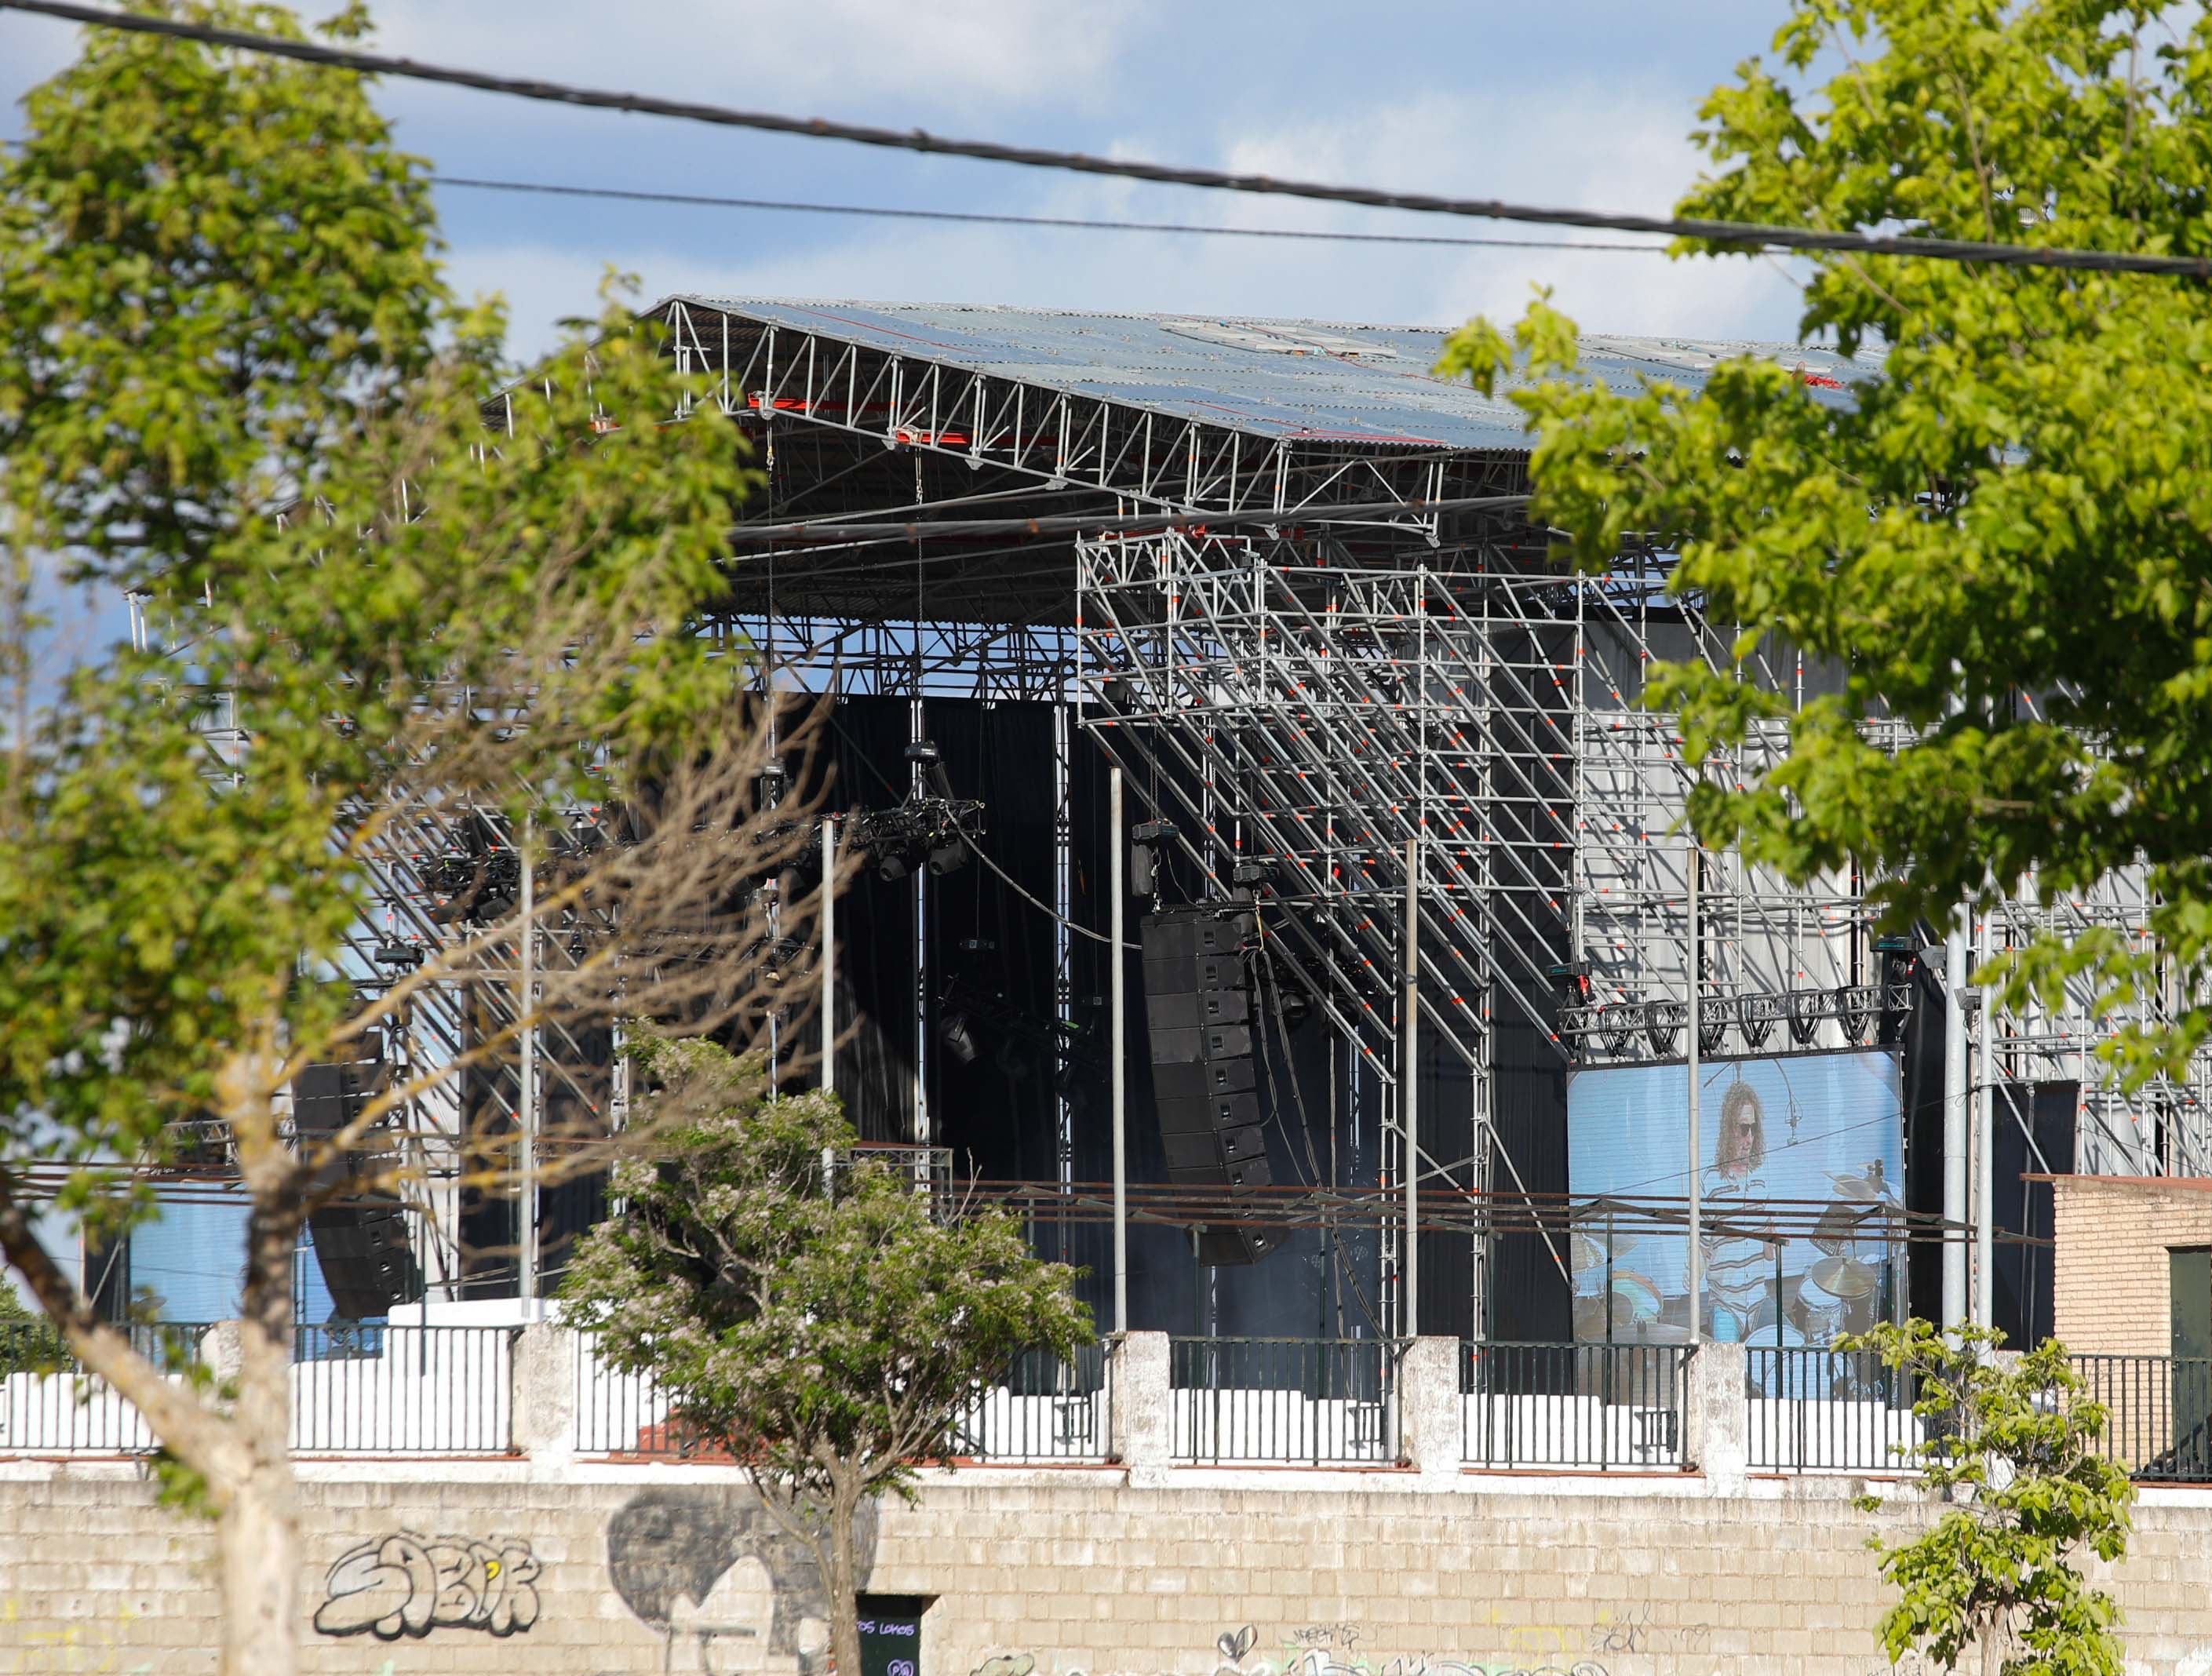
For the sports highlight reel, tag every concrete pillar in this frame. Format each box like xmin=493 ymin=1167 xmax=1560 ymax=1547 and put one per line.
xmin=1685 ymin=1340 xmax=1747 ymax=1496
xmin=197 ymin=1321 xmax=242 ymax=1385
xmin=511 ymin=1321 xmax=577 ymax=1462
xmin=1110 ymin=1332 xmax=1172 ymax=1479
xmin=1398 ymin=1335 xmax=1463 ymax=1484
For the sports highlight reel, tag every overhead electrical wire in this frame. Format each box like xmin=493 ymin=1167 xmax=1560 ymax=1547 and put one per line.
xmin=431 ymin=175 xmax=1674 ymax=254
xmin=5 ymin=0 xmax=2209 ymax=278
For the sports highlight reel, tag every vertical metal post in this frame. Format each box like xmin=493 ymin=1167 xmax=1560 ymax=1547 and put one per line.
xmin=518 ymin=817 xmax=538 ymax=1312
xmin=1975 ymin=909 xmax=1995 ymax=1331
xmin=1403 ymin=835 xmax=1419 ymax=1341
xmin=1943 ymin=920 xmax=1970 ymax=1334
xmin=821 ymin=816 xmax=836 ymax=1098
xmin=1686 ymin=837 xmax=1702 ymax=1344
xmin=1110 ymin=767 xmax=1128 ymax=1338
xmin=910 ymin=694 xmax=930 ymax=1143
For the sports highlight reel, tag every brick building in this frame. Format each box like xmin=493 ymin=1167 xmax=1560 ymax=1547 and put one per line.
xmin=2051 ymin=1174 xmax=2212 ymax=1359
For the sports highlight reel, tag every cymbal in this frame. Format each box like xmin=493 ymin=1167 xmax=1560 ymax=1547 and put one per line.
xmin=1813 ymin=1201 xmax=1874 ymax=1256
xmin=1807 ymin=1255 xmax=1878 ymax=1300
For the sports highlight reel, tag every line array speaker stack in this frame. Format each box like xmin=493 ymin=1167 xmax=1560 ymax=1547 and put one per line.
xmin=1141 ymin=905 xmax=1281 ymax=1266
xmin=293 ymin=1058 xmax=425 ymax=1321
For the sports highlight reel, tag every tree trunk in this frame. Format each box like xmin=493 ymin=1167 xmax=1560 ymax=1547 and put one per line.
xmin=826 ymin=1485 xmax=863 ymax=1676
xmin=220 ymin=1190 xmax=303 ymax=1676
xmin=220 ymin=1463 xmax=300 ymax=1676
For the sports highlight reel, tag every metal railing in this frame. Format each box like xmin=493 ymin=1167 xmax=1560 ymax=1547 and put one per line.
xmin=1746 ymin=1345 xmax=1922 ymax=1474
xmin=0 ymin=1323 xmax=212 ymax=1456
xmin=290 ymin=1324 xmax=515 ymax=1454
xmin=1463 ymin=1341 xmax=1689 ymax=1471
xmin=574 ymin=1334 xmax=1116 ymax=1463
xmin=947 ymin=1343 xmax=1112 ymax=1463
xmin=1170 ymin=1336 xmax=1398 ymax=1466
xmin=571 ymin=1332 xmax=726 ymax=1459
xmin=2072 ymin=1355 xmax=2212 ymax=1484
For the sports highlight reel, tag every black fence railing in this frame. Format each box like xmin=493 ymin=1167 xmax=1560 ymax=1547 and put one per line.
xmin=1169 ymin=1336 xmax=1398 ymax=1465
xmin=0 ymin=1322 xmax=213 ymax=1456
xmin=2071 ymin=1355 xmax=2212 ymax=1485
xmin=1745 ymin=1346 xmax=1922 ymax=1474
xmin=571 ymin=1334 xmax=1113 ymax=1463
xmin=571 ymin=1334 xmax=702 ymax=1459
xmin=946 ymin=1342 xmax=1113 ymax=1463
xmin=1462 ymin=1341 xmax=1689 ymax=1470
xmin=290 ymin=1324 xmax=515 ymax=1454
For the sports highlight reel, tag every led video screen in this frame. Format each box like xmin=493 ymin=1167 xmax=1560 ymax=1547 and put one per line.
xmin=1566 ymin=1049 xmax=1904 ymax=1348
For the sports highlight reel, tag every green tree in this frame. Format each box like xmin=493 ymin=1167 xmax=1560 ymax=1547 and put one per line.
xmin=0 ymin=8 xmax=801 ymax=1671
xmin=0 ymin=1281 xmax=66 ymax=1376
xmin=1842 ymin=1321 xmax=2134 ymax=1675
xmin=563 ymin=1038 xmax=1093 ymax=1676
xmin=1437 ymin=0 xmax=2212 ymax=1086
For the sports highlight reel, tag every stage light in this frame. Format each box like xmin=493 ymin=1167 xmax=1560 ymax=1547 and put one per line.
xmin=938 ymin=1011 xmax=979 ymax=1066
xmin=927 ymin=838 xmax=968 ymax=876
xmin=1130 ymin=841 xmax=1157 ymax=897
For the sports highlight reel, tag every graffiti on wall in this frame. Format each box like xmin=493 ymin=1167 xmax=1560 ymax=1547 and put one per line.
xmin=312 ymin=1531 xmax=541 ymax=1638
xmin=968 ymin=1625 xmax=1615 ymax=1676
xmin=604 ymin=1484 xmax=877 ymax=1664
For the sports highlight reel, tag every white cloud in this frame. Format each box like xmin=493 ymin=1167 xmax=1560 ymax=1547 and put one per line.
xmin=1204 ymin=87 xmax=1806 ymax=340
xmin=445 ymin=78 xmax=1808 ymax=359
xmin=369 ymin=0 xmax=1151 ymax=116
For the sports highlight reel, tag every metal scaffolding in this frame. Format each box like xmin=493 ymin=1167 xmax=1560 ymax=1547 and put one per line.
xmin=152 ymin=297 xmax=2212 ymax=1321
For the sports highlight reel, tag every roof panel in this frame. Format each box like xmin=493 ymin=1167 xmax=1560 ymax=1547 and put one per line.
xmin=669 ymin=297 xmax=1869 ymax=450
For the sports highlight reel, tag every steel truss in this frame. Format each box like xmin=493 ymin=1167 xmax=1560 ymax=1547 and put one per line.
xmin=1070 ymin=525 xmax=2212 ymax=1213
xmin=162 ymin=296 xmax=2212 ymax=1322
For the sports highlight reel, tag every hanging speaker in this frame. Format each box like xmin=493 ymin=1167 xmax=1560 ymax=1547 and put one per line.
xmin=1140 ymin=905 xmax=1280 ymax=1266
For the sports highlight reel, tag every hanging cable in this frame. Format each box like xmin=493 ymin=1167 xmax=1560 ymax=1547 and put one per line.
xmin=964 ymin=833 xmax=1134 ymax=949
xmin=7 ymin=0 xmax=2210 ymax=276
xmin=429 ymin=173 xmax=1674 ymax=253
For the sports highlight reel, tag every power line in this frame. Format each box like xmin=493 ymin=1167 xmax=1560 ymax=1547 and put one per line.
xmin=432 ymin=174 xmax=1674 ymax=254
xmin=5 ymin=0 xmax=2208 ymax=279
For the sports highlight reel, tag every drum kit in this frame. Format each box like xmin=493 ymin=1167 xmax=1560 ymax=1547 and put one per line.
xmin=1570 ymin=1162 xmax=1897 ymax=1346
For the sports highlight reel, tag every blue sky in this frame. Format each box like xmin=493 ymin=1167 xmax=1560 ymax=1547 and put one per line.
xmin=5 ymin=1 xmax=1814 ymax=363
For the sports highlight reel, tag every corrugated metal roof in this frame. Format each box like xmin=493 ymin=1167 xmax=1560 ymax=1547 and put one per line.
xmin=669 ymin=297 xmax=1868 ymax=452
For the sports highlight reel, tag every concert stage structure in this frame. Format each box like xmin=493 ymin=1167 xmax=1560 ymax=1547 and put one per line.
xmin=173 ymin=301 xmax=2210 ymax=1350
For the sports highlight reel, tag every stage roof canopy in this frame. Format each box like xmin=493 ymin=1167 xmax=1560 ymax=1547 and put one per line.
xmin=669 ymin=296 xmax=1867 ymax=454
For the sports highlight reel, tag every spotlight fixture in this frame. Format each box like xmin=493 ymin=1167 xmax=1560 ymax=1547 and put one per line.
xmin=1787 ymin=989 xmax=1823 ymax=1046
xmin=1697 ymin=995 xmax=1733 ymax=1056
xmin=1740 ymin=993 xmax=1782 ymax=1051
xmin=1598 ymin=1007 xmax=1636 ymax=1058
xmin=937 ymin=1011 xmax=979 ymax=1066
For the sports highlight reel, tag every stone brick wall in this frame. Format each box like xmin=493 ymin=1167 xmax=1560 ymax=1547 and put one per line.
xmin=2053 ymin=1175 xmax=2212 ymax=1357
xmin=4 ymin=1459 xmax=2212 ymax=1676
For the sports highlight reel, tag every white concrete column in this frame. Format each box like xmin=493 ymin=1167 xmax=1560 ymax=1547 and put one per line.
xmin=510 ymin=1321 xmax=577 ymax=1462
xmin=1110 ymin=1331 xmax=1172 ymax=1481
xmin=1684 ymin=1340 xmax=1747 ymax=1496
xmin=1943 ymin=924 xmax=1970 ymax=1332
xmin=1398 ymin=1335 xmax=1463 ymax=1485
xmin=197 ymin=1321 xmax=242 ymax=1386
